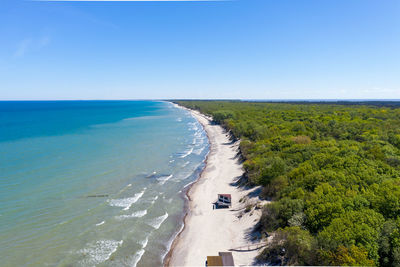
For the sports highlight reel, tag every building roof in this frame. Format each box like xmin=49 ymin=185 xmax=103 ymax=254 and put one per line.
xmin=207 ymin=256 xmax=223 ymax=266
xmin=219 ymin=252 xmax=235 ymax=266
xmin=218 ymin=194 xmax=232 ymax=198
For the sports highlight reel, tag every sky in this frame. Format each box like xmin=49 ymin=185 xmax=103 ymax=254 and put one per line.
xmin=0 ymin=0 xmax=399 ymax=100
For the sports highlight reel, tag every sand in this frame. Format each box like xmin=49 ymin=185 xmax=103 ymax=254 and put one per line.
xmin=166 ymin=106 xmax=268 ymax=267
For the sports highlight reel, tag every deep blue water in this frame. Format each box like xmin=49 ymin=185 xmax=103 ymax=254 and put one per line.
xmin=0 ymin=101 xmax=162 ymax=142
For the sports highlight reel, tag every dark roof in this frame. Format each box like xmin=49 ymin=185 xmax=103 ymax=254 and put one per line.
xmin=218 ymin=194 xmax=232 ymax=198
xmin=219 ymin=252 xmax=234 ymax=266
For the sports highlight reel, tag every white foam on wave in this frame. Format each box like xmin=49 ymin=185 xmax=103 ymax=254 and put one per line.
xmin=108 ymin=188 xmax=146 ymax=211
xmin=139 ymin=236 xmax=149 ymax=249
xmin=188 ymin=122 xmax=199 ymax=131
xmin=157 ymin=174 xmax=173 ymax=185
xmin=79 ymin=240 xmax=123 ymax=265
xmin=171 ymin=170 xmax=196 ymax=183
xmin=150 ymin=195 xmax=159 ymax=204
xmin=147 ymin=212 xmax=168 ymax=230
xmin=182 ymin=161 xmax=190 ymax=167
xmin=194 ymin=146 xmax=206 ymax=155
xmin=180 ymin=147 xmax=193 ymax=158
xmin=197 ymin=136 xmax=206 ymax=145
xmin=130 ymin=249 xmax=145 ymax=267
xmin=192 ymin=137 xmax=205 ymax=149
xmin=183 ymin=181 xmax=196 ymax=189
xmin=95 ymin=221 xmax=105 ymax=226
xmin=118 ymin=183 xmax=133 ymax=194
xmin=115 ymin=210 xmax=147 ymax=220
xmin=194 ymin=130 xmax=203 ymax=137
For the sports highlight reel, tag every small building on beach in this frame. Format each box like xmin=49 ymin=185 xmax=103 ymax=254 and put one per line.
xmin=206 ymin=252 xmax=235 ymax=266
xmin=216 ymin=194 xmax=232 ymax=208
xmin=219 ymin=252 xmax=235 ymax=266
xmin=206 ymin=256 xmax=223 ymax=266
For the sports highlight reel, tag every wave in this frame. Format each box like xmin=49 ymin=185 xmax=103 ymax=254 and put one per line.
xmin=150 ymin=195 xmax=159 ymax=204
xmin=179 ymin=147 xmax=193 ymax=158
xmin=188 ymin=122 xmax=199 ymax=131
xmin=157 ymin=174 xmax=173 ymax=185
xmin=183 ymin=181 xmax=196 ymax=189
xmin=108 ymin=188 xmax=146 ymax=211
xmin=115 ymin=210 xmax=147 ymax=220
xmin=78 ymin=240 xmax=123 ymax=265
xmin=95 ymin=221 xmax=105 ymax=226
xmin=182 ymin=161 xmax=190 ymax=167
xmin=117 ymin=183 xmax=132 ymax=194
xmin=130 ymin=248 xmax=145 ymax=267
xmin=146 ymin=171 xmax=157 ymax=178
xmin=194 ymin=130 xmax=203 ymax=137
xmin=194 ymin=146 xmax=206 ymax=155
xmin=139 ymin=236 xmax=149 ymax=249
xmin=147 ymin=212 xmax=168 ymax=230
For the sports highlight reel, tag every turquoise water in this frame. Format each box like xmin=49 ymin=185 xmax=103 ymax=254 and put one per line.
xmin=0 ymin=101 xmax=208 ymax=266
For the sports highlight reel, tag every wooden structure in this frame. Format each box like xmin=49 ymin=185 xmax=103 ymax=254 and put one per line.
xmin=206 ymin=252 xmax=234 ymax=266
xmin=216 ymin=194 xmax=231 ymax=208
xmin=206 ymin=256 xmax=223 ymax=266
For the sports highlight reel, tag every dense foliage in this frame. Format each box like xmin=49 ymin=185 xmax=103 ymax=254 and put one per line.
xmin=176 ymin=100 xmax=400 ymax=266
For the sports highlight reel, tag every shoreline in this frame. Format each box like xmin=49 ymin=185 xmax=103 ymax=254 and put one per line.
xmin=163 ymin=103 xmax=212 ymax=266
xmin=165 ymin=103 xmax=267 ymax=266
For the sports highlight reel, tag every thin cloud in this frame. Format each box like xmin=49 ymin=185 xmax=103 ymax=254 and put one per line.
xmin=14 ymin=36 xmax=51 ymax=58
xmin=14 ymin=39 xmax=32 ymax=58
xmin=39 ymin=36 xmax=51 ymax=47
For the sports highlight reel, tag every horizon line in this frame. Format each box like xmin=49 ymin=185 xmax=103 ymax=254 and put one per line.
xmin=33 ymin=0 xmax=229 ymax=2
xmin=2 ymin=99 xmax=400 ymax=101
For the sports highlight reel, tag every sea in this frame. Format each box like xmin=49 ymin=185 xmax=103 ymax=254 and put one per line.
xmin=0 ymin=100 xmax=209 ymax=267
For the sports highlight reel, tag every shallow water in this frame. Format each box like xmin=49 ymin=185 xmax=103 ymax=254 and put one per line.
xmin=0 ymin=100 xmax=208 ymax=266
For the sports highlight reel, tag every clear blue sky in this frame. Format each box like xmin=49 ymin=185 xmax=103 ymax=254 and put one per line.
xmin=1 ymin=0 xmax=399 ymax=100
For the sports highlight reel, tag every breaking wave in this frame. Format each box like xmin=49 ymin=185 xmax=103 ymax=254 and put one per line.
xmin=115 ymin=210 xmax=148 ymax=220
xmin=95 ymin=221 xmax=105 ymax=226
xmin=147 ymin=212 xmax=168 ymax=230
xmin=108 ymin=189 xmax=146 ymax=211
xmin=139 ymin=237 xmax=149 ymax=249
xmin=179 ymin=147 xmax=193 ymax=158
xmin=157 ymin=174 xmax=173 ymax=185
xmin=130 ymin=249 xmax=145 ymax=267
xmin=78 ymin=240 xmax=123 ymax=265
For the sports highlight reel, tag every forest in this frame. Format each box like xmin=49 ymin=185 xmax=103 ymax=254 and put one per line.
xmin=175 ymin=100 xmax=400 ymax=266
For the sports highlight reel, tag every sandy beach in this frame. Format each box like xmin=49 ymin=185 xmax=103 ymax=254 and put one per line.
xmin=166 ymin=106 xmax=267 ymax=266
